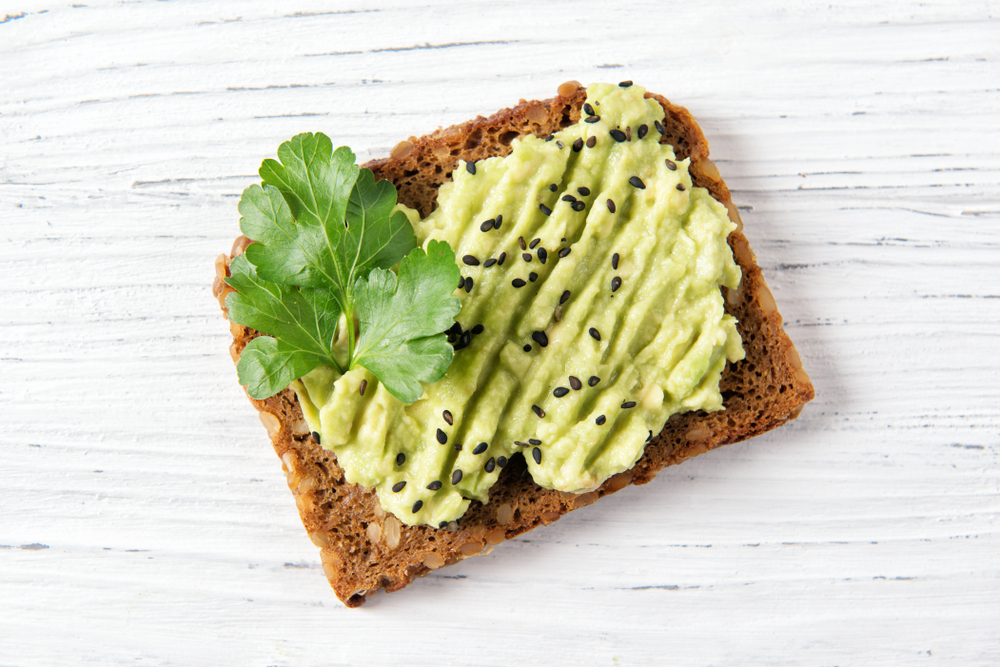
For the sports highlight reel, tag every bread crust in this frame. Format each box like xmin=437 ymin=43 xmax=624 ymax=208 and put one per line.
xmin=212 ymin=83 xmax=814 ymax=607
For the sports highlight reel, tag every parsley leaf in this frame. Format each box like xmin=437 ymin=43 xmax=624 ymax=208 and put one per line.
xmin=352 ymin=240 xmax=462 ymax=402
xmin=226 ymin=254 xmax=343 ymax=399
xmin=225 ymin=132 xmax=461 ymax=402
xmin=344 ymin=168 xmax=421 ymax=283
xmin=241 ymin=135 xmax=417 ymax=304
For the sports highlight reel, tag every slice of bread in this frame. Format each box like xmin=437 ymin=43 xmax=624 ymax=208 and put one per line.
xmin=213 ymin=82 xmax=814 ymax=607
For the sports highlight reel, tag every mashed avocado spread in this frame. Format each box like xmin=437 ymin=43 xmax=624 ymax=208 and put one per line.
xmin=293 ymin=83 xmax=744 ymax=527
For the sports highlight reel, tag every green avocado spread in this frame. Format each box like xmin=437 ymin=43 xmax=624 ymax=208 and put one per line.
xmin=293 ymin=83 xmax=744 ymax=527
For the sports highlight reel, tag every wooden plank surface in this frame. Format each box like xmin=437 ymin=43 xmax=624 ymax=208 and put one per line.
xmin=2 ymin=0 xmax=998 ymax=665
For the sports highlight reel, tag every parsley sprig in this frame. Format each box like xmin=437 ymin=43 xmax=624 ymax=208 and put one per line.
xmin=225 ymin=132 xmax=461 ymax=403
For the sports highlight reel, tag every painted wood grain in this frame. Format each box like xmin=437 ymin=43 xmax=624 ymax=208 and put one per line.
xmin=1 ymin=0 xmax=998 ymax=665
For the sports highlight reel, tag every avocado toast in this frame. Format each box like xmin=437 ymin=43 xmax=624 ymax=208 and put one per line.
xmin=213 ymin=81 xmax=814 ymax=607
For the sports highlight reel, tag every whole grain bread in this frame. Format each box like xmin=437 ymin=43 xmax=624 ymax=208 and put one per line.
xmin=212 ymin=82 xmax=814 ymax=607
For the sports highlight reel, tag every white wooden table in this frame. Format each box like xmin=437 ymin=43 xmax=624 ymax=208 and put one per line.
xmin=3 ymin=1 xmax=998 ymax=664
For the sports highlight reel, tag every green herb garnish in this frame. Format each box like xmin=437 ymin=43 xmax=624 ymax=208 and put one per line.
xmin=225 ymin=132 xmax=461 ymax=403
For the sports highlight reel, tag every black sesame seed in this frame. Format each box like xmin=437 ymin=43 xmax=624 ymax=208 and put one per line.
xmin=412 ymin=500 xmax=423 ymax=513
xmin=561 ymin=194 xmax=576 ymax=203
xmin=553 ymin=387 xmax=569 ymax=398
xmin=626 ymin=126 xmax=632 ymax=142
xmin=359 ymin=379 xmax=367 ymax=396
xmin=483 ymin=258 xmax=497 ymax=267
xmin=559 ymin=247 xmax=571 ymax=258
xmin=485 ymin=457 xmax=496 ymax=473
xmin=456 ymin=330 xmax=471 ymax=349
xmin=532 ymin=405 xmax=545 ymax=418
xmin=573 ymin=138 xmax=583 ymax=152
xmin=583 ymin=102 xmax=595 ymax=116
xmin=452 ymin=469 xmax=463 ymax=484
xmin=538 ymin=247 xmax=547 ymax=264
xmin=621 ymin=401 xmax=637 ymax=409
xmin=436 ymin=428 xmax=448 ymax=444
xmin=396 ymin=452 xmax=406 ymax=465
xmin=665 ymin=158 xmax=677 ymax=171
xmin=439 ymin=521 xmax=448 ymax=529
xmin=589 ymin=376 xmax=600 ymax=386
xmin=464 ymin=276 xmax=473 ymax=293
xmin=480 ymin=218 xmax=495 ymax=232
xmin=569 ymin=376 xmax=582 ymax=390
xmin=453 ymin=443 xmax=463 ymax=452
xmin=497 ymin=456 xmax=508 ymax=468
xmin=596 ymin=415 xmax=606 ymax=425
xmin=498 ymin=251 xmax=507 ymax=266
xmin=392 ymin=481 xmax=406 ymax=492
xmin=584 ymin=115 xmax=601 ymax=124
xmin=529 ymin=237 xmax=541 ymax=249
xmin=522 ymin=252 xmax=532 ymax=263
xmin=495 ymin=214 xmax=503 ymax=229
xmin=529 ymin=272 xmax=538 ymax=282
xmin=610 ymin=129 xmax=627 ymax=142
xmin=586 ymin=136 xmax=596 ymax=148
xmin=556 ymin=141 xmax=564 ymax=149
xmin=466 ymin=161 xmax=476 ymax=175
xmin=532 ymin=331 xmax=548 ymax=347
xmin=619 ymin=80 xmax=633 ymax=88
xmin=638 ymin=124 xmax=648 ymax=139
xmin=443 ymin=410 xmax=453 ymax=425
xmin=528 ymin=438 xmax=542 ymax=445
xmin=549 ymin=183 xmax=558 ymax=192
xmin=571 ymin=200 xmax=585 ymax=211
xmin=514 ymin=440 xmax=528 ymax=448
xmin=676 ymin=183 xmax=686 ymax=191
xmin=577 ymin=186 xmax=591 ymax=196
xmin=655 ymin=120 xmax=665 ymax=135
xmin=629 ymin=176 xmax=646 ymax=189
xmin=523 ymin=344 xmax=532 ymax=352
xmin=427 ymin=480 xmax=442 ymax=491
xmin=472 ymin=324 xmax=484 ymax=335
xmin=589 ymin=327 xmax=601 ymax=341
xmin=311 ymin=431 xmax=321 ymax=444
xmin=646 ymin=430 xmax=653 ymax=442
xmin=458 ymin=276 xmax=466 ymax=289
xmin=473 ymin=442 xmax=488 ymax=455
xmin=463 ymin=254 xmax=480 ymax=266
xmin=612 ymin=253 xmax=620 ymax=270
xmin=560 ymin=290 xmax=571 ymax=304
xmin=611 ymin=276 xmax=622 ymax=292
xmin=532 ymin=447 xmax=542 ymax=464
xmin=518 ymin=236 xmax=526 ymax=250
xmin=606 ymin=199 xmax=616 ymax=213
xmin=512 ymin=278 xmax=526 ymax=288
